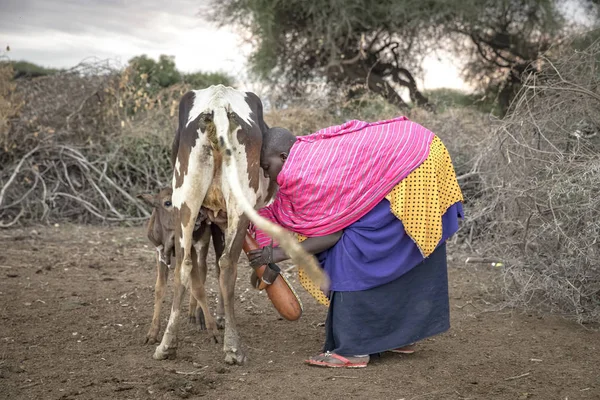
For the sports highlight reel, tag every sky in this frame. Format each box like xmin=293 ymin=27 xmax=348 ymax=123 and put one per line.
xmin=0 ymin=0 xmax=469 ymax=91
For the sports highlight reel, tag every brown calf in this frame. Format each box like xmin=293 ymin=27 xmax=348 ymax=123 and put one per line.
xmin=138 ymin=188 xmax=225 ymax=344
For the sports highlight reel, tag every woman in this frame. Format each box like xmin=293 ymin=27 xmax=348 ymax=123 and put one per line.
xmin=248 ymin=118 xmax=464 ymax=368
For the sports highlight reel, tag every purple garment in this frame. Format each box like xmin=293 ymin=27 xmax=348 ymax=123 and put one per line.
xmin=317 ymin=199 xmax=463 ymax=292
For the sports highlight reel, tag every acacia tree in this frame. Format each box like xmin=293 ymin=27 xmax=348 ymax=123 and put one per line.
xmin=211 ymin=0 xmax=596 ymax=112
xmin=211 ymin=0 xmax=448 ymax=108
xmin=448 ymin=0 xmax=571 ymax=111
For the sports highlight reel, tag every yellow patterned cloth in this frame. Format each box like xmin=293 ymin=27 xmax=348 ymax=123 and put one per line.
xmin=297 ymin=135 xmax=463 ymax=306
xmin=384 ymin=135 xmax=464 ymax=257
xmin=297 ymin=235 xmax=331 ymax=306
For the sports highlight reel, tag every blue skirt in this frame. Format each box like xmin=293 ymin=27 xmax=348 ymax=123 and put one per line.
xmin=322 ymin=243 xmax=450 ymax=356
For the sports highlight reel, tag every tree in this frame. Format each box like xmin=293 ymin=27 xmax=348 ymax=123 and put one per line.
xmin=448 ymin=0 xmax=569 ymax=112
xmin=183 ymin=71 xmax=234 ymax=88
xmin=128 ymin=55 xmax=182 ymax=93
xmin=122 ymin=54 xmax=234 ymax=116
xmin=212 ymin=0 xmax=443 ymax=109
xmin=127 ymin=54 xmax=234 ymax=92
xmin=211 ymin=0 xmax=597 ymax=113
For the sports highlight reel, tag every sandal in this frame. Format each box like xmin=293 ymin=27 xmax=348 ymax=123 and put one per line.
xmin=389 ymin=344 xmax=416 ymax=354
xmin=305 ymin=352 xmax=369 ymax=368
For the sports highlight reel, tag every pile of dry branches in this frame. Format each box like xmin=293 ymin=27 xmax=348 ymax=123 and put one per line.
xmin=0 ymin=61 xmax=187 ymax=225
xmin=3 ymin=43 xmax=598 ymax=322
xmin=467 ymin=39 xmax=600 ymax=322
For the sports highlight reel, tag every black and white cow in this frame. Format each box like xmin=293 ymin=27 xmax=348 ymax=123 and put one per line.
xmin=152 ymin=85 xmax=326 ymax=365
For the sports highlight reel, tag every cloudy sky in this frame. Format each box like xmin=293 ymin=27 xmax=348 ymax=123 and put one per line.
xmin=0 ymin=0 xmax=466 ymax=90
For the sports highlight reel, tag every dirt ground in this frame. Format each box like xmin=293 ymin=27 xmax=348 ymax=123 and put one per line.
xmin=0 ymin=224 xmax=598 ymax=400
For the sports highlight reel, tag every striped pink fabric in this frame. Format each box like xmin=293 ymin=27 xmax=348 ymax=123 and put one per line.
xmin=254 ymin=117 xmax=435 ymax=246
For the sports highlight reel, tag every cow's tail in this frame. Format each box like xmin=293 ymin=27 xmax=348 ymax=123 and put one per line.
xmin=213 ymin=107 xmax=330 ymax=290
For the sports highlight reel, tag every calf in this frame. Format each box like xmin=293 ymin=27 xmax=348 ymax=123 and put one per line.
xmin=153 ymin=85 xmax=326 ymax=364
xmin=138 ymin=188 xmax=225 ymax=344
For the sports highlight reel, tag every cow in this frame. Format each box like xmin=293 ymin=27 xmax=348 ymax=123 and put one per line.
xmin=152 ymin=85 xmax=327 ymax=365
xmin=137 ymin=188 xmax=225 ymax=344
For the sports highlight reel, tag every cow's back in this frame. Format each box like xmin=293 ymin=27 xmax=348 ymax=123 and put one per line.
xmin=172 ymin=85 xmax=274 ymax=217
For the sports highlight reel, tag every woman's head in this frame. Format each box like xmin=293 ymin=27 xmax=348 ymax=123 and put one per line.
xmin=260 ymin=127 xmax=297 ymax=183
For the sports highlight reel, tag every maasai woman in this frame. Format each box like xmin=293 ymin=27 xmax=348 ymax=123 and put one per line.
xmin=248 ymin=118 xmax=464 ymax=368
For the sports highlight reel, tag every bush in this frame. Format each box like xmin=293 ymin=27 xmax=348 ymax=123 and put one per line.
xmin=0 ymin=61 xmax=182 ymax=226
xmin=10 ymin=61 xmax=60 ymax=79
xmin=183 ymin=71 xmax=233 ymax=89
xmin=466 ymin=38 xmax=600 ymax=323
xmin=424 ymin=88 xmax=500 ymax=115
xmin=0 ymin=61 xmax=22 ymax=153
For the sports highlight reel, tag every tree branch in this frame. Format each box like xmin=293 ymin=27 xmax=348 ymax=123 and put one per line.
xmin=0 ymin=146 xmax=40 ymax=208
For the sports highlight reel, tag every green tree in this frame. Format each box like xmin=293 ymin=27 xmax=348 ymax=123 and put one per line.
xmin=127 ymin=54 xmax=234 ymax=91
xmin=448 ymin=0 xmax=568 ymax=112
xmin=128 ymin=54 xmax=182 ymax=92
xmin=211 ymin=0 xmax=597 ymax=113
xmin=182 ymin=71 xmax=234 ymax=88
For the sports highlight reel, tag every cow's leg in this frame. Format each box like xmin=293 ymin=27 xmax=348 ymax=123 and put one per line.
xmin=217 ymin=213 xmax=249 ymax=365
xmin=189 ymin=244 xmax=219 ymax=342
xmin=154 ymin=152 xmax=213 ymax=360
xmin=146 ymin=255 xmax=169 ymax=345
xmin=211 ymin=224 xmax=226 ymax=329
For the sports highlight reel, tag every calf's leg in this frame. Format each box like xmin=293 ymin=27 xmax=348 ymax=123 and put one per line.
xmin=189 ymin=244 xmax=219 ymax=343
xmin=211 ymin=224 xmax=226 ymax=329
xmin=153 ymin=146 xmax=213 ymax=360
xmin=146 ymin=256 xmax=169 ymax=344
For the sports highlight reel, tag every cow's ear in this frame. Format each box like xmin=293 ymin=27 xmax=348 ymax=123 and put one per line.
xmin=246 ymin=91 xmax=269 ymax=132
xmin=137 ymin=193 xmax=157 ymax=207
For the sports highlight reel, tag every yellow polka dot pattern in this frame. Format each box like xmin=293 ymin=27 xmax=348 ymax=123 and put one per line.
xmin=296 ymin=234 xmax=331 ymax=306
xmin=295 ymin=136 xmax=463 ymax=306
xmin=385 ymin=135 xmax=464 ymax=257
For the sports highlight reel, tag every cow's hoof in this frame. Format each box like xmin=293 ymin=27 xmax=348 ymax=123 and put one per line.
xmin=145 ymin=335 xmax=158 ymax=345
xmin=216 ymin=316 xmax=225 ymax=330
xmin=153 ymin=345 xmax=177 ymax=360
xmin=145 ymin=328 xmax=160 ymax=345
xmin=224 ymin=348 xmax=246 ymax=365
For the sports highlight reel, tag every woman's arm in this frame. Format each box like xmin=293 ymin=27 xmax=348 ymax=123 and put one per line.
xmin=272 ymin=231 xmax=343 ymax=262
xmin=248 ymin=231 xmax=343 ymax=266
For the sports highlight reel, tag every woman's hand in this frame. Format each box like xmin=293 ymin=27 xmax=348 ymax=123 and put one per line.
xmin=247 ymin=245 xmax=273 ymax=268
